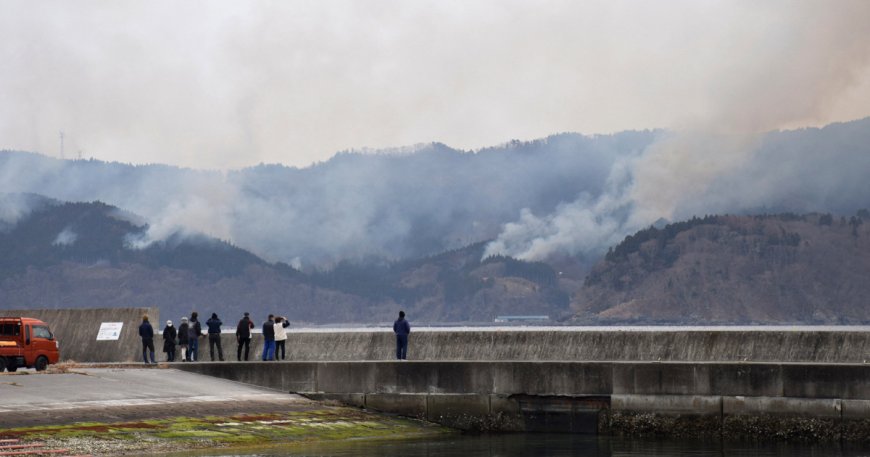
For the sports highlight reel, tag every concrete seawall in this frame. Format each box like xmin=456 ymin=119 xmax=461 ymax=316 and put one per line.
xmin=214 ymin=328 xmax=870 ymax=363
xmin=176 ymin=361 xmax=870 ymax=440
xmin=2 ymin=308 xmax=866 ymax=364
xmin=1 ymin=307 xmax=158 ymax=363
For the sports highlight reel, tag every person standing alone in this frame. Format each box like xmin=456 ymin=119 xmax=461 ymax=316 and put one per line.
xmin=393 ymin=310 xmax=410 ymax=360
xmin=139 ymin=315 xmax=156 ymax=364
xmin=206 ymin=312 xmax=224 ymax=361
xmin=262 ymin=314 xmax=276 ymax=361
xmin=236 ymin=312 xmax=254 ymax=361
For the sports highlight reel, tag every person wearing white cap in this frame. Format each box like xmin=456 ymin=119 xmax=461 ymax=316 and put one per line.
xmin=162 ymin=319 xmax=177 ymax=362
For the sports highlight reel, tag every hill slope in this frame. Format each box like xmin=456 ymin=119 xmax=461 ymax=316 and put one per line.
xmin=0 ymin=195 xmax=570 ymax=324
xmin=574 ymin=213 xmax=870 ymax=324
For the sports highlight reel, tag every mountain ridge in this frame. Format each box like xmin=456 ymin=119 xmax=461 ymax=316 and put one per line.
xmin=0 ymin=197 xmax=570 ymax=324
xmin=573 ymin=212 xmax=870 ymax=324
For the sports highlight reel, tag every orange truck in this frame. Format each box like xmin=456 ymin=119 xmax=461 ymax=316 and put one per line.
xmin=0 ymin=317 xmax=60 ymax=372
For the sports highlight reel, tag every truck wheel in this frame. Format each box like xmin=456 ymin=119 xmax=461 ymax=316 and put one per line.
xmin=6 ymin=363 xmax=17 ymax=372
xmin=0 ymin=357 xmax=6 ymax=372
xmin=35 ymin=356 xmax=49 ymax=371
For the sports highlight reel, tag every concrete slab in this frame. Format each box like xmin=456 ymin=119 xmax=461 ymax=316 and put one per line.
xmin=0 ymin=368 xmax=311 ymax=428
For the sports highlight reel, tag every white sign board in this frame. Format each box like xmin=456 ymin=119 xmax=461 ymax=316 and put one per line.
xmin=96 ymin=322 xmax=124 ymax=341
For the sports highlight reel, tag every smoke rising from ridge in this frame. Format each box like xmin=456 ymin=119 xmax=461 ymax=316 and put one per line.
xmin=1 ymin=2 xmax=870 ymax=267
xmin=485 ymin=1 xmax=870 ymax=261
xmin=2 ymin=116 xmax=870 ymax=270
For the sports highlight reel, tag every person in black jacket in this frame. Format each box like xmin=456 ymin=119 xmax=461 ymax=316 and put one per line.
xmin=236 ymin=312 xmax=254 ymax=361
xmin=188 ymin=312 xmax=203 ymax=362
xmin=138 ymin=315 xmax=156 ymax=364
xmin=162 ymin=320 xmax=177 ymax=362
xmin=177 ymin=317 xmax=190 ymax=362
xmin=261 ymin=314 xmax=275 ymax=361
xmin=206 ymin=312 xmax=224 ymax=361
xmin=393 ymin=310 xmax=410 ymax=360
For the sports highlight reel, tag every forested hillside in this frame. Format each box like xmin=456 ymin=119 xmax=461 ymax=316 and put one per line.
xmin=0 ymin=197 xmax=570 ymax=323
xmin=574 ymin=212 xmax=870 ymax=324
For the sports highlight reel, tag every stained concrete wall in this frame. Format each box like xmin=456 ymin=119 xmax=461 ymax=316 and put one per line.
xmin=0 ymin=307 xmax=159 ymax=363
xmin=175 ymin=360 xmax=870 ymax=440
xmin=216 ymin=328 xmax=870 ymax=363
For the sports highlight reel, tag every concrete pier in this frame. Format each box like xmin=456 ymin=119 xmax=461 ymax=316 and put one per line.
xmin=4 ymin=308 xmax=868 ymax=440
xmin=175 ymin=360 xmax=870 ymax=440
xmin=217 ymin=327 xmax=870 ymax=364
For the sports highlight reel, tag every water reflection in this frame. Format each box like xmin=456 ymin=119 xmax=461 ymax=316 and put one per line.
xmin=214 ymin=434 xmax=870 ymax=457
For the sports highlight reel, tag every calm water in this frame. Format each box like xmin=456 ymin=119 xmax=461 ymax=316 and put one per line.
xmin=212 ymin=434 xmax=870 ymax=457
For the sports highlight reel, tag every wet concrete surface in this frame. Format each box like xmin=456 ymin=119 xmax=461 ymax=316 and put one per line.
xmin=0 ymin=367 xmax=313 ymax=428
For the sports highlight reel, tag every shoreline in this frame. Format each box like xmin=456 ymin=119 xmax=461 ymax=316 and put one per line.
xmin=0 ymin=366 xmax=453 ymax=456
xmin=2 ymin=409 xmax=454 ymax=456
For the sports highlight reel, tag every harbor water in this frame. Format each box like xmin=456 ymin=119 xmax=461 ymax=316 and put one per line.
xmin=208 ymin=434 xmax=870 ymax=456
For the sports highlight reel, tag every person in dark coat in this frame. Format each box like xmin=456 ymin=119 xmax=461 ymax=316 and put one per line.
xmin=206 ymin=312 xmax=224 ymax=361
xmin=138 ymin=315 xmax=156 ymax=364
xmin=177 ymin=317 xmax=190 ymax=362
xmin=393 ymin=310 xmax=410 ymax=360
xmin=162 ymin=320 xmax=177 ymax=362
xmin=261 ymin=314 xmax=275 ymax=361
xmin=236 ymin=312 xmax=254 ymax=361
xmin=188 ymin=312 xmax=203 ymax=362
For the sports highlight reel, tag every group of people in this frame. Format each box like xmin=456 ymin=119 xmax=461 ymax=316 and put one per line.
xmin=234 ymin=312 xmax=291 ymax=361
xmin=138 ymin=311 xmax=222 ymax=363
xmin=138 ymin=310 xmax=412 ymax=364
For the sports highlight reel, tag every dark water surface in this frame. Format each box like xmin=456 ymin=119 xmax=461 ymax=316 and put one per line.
xmin=214 ymin=434 xmax=870 ymax=456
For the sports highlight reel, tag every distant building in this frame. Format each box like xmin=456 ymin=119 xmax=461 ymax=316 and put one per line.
xmin=494 ymin=315 xmax=550 ymax=323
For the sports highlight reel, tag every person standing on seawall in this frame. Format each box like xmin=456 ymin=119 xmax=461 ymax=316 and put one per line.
xmin=274 ymin=316 xmax=290 ymax=360
xmin=177 ymin=317 xmax=190 ymax=362
xmin=206 ymin=312 xmax=224 ymax=361
xmin=139 ymin=315 xmax=156 ymax=364
xmin=262 ymin=314 xmax=276 ymax=361
xmin=393 ymin=310 xmax=410 ymax=360
xmin=188 ymin=311 xmax=203 ymax=362
xmin=236 ymin=312 xmax=254 ymax=361
xmin=162 ymin=320 xmax=177 ymax=362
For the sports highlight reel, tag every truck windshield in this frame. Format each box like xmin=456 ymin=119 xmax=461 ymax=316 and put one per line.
xmin=33 ymin=325 xmax=52 ymax=339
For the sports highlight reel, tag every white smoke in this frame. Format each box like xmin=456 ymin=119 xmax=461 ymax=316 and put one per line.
xmin=52 ymin=227 xmax=77 ymax=246
xmin=485 ymin=1 xmax=870 ymax=261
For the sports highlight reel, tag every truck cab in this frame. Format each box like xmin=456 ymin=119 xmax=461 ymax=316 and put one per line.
xmin=0 ymin=317 xmax=60 ymax=372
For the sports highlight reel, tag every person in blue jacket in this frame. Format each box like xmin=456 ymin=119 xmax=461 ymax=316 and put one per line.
xmin=206 ymin=312 xmax=224 ymax=361
xmin=393 ymin=310 xmax=410 ymax=360
xmin=261 ymin=314 xmax=276 ymax=361
xmin=138 ymin=315 xmax=156 ymax=364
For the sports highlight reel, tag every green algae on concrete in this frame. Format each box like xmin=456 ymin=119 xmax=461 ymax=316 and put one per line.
xmin=0 ymin=407 xmax=454 ymax=455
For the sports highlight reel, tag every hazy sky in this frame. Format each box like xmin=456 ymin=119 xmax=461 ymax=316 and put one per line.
xmin=2 ymin=1 xmax=869 ymax=169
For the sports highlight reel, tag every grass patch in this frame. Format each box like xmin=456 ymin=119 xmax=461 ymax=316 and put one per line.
xmin=2 ymin=406 xmax=455 ymax=455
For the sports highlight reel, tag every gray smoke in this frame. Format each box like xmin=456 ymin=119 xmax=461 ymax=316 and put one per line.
xmin=2 ymin=117 xmax=870 ymax=269
xmin=0 ymin=132 xmax=651 ymax=267
xmin=2 ymin=2 xmax=870 ymax=267
xmin=485 ymin=1 xmax=870 ymax=261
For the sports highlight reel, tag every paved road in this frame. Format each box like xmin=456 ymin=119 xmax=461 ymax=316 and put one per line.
xmin=0 ymin=368 xmax=313 ymax=428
